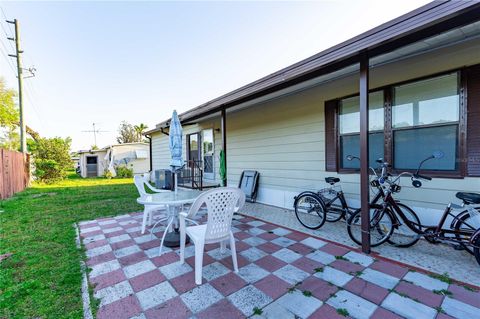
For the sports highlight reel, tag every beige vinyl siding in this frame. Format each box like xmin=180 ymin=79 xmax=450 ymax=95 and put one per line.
xmin=150 ymin=38 xmax=480 ymax=224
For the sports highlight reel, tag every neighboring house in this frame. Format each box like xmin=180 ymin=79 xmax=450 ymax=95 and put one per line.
xmin=145 ymin=2 xmax=480 ymax=225
xmin=77 ymin=143 xmax=149 ymax=178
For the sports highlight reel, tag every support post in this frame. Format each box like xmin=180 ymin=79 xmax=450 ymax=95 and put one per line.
xmin=221 ymin=108 xmax=227 ymax=186
xmin=359 ymin=52 xmax=371 ymax=254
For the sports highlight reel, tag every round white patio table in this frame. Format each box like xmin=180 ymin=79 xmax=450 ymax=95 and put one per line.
xmin=137 ymin=189 xmax=202 ymax=255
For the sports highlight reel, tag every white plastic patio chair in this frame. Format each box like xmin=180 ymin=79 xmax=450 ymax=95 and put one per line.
xmin=179 ymin=187 xmax=246 ymax=285
xmin=134 ymin=174 xmax=170 ymax=234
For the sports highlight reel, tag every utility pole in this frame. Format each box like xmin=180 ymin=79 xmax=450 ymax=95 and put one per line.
xmin=7 ymin=19 xmax=26 ymax=153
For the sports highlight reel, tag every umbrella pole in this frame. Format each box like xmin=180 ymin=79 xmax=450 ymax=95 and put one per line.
xmin=174 ymin=171 xmax=178 ymax=195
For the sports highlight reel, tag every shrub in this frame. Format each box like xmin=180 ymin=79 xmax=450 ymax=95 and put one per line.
xmin=116 ymin=166 xmax=133 ymax=178
xmin=30 ymin=137 xmax=72 ymax=183
xmin=103 ymin=169 xmax=114 ymax=179
xmin=34 ymin=159 xmax=61 ymax=183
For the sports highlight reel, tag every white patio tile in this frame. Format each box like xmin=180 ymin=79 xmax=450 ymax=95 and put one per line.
xmin=442 ymin=297 xmax=480 ymax=319
xmin=273 ymin=265 xmax=309 ymax=285
xmin=272 ymin=248 xmax=302 ymax=263
xmin=114 ymin=214 xmax=131 ymax=220
xmin=89 ymin=260 xmax=121 ymax=278
xmin=327 ymin=290 xmax=377 ymax=319
xmin=274 ymin=290 xmax=323 ymax=318
xmin=228 ymin=285 xmax=273 ymax=316
xmin=118 ymin=219 xmax=137 ymax=226
xmin=144 ymin=246 xmax=171 ymax=258
xmin=247 ymin=220 xmax=266 ymax=227
xmin=202 ymin=262 xmax=231 ymax=281
xmin=129 ymin=314 xmax=147 ymax=319
xmin=238 ymin=263 xmax=270 ymax=283
xmin=243 ymin=236 xmax=267 ymax=247
xmin=133 ymin=235 xmax=152 ymax=244
xmin=98 ymin=220 xmax=117 ymax=226
xmin=258 ymin=301 xmax=296 ymax=319
xmin=113 ymin=245 xmax=141 ymax=258
xmin=180 ymin=284 xmax=223 ymax=313
xmin=175 ymin=245 xmax=195 ymax=259
xmin=79 ymin=220 xmax=96 ymax=226
xmin=403 ymin=271 xmax=449 ymax=292
xmin=343 ymin=251 xmax=374 ymax=267
xmin=123 ymin=260 xmax=156 ymax=279
xmin=240 ymin=247 xmax=267 ymax=262
xmin=136 ymin=282 xmax=177 ymax=310
xmin=207 ymin=247 xmax=232 ymax=260
xmin=270 ymin=237 xmax=296 ymax=247
xmin=314 ymin=266 xmax=353 ymax=287
xmin=300 ymin=237 xmax=327 ymax=249
xmin=159 ymin=261 xmax=193 ymax=279
xmin=125 ymin=226 xmax=142 ymax=233
xmin=80 ymin=226 xmax=101 ymax=234
xmin=83 ymin=234 xmax=106 ymax=244
xmin=382 ymin=292 xmax=437 ymax=319
xmin=359 ymin=268 xmax=399 ymax=289
xmin=271 ymin=227 xmax=292 ymax=236
xmin=306 ymin=250 xmax=336 ymax=265
xmin=86 ymin=244 xmax=112 ymax=258
xmin=247 ymin=227 xmax=266 ymax=236
xmin=108 ymin=234 xmax=131 ymax=244
xmin=103 ymin=226 xmax=123 ymax=234
xmin=231 ymin=226 xmax=241 ymax=233
xmin=94 ymin=280 xmax=133 ymax=307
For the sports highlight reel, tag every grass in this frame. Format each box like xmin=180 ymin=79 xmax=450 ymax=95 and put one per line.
xmin=336 ymin=308 xmax=349 ymax=317
xmin=0 ymin=172 xmax=141 ymax=319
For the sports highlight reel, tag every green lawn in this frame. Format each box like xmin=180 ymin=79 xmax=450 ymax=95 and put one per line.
xmin=0 ymin=173 xmax=142 ymax=319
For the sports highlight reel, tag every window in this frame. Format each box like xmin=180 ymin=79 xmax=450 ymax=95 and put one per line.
xmin=327 ymin=71 xmax=463 ymax=175
xmin=392 ymin=73 xmax=459 ymax=170
xmin=339 ymin=91 xmax=384 ymax=169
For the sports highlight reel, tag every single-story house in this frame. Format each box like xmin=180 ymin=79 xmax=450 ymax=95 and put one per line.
xmin=145 ymin=2 xmax=480 ymax=232
xmin=77 ymin=142 xmax=149 ymax=178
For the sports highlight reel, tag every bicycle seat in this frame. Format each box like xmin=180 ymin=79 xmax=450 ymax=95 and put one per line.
xmin=456 ymin=192 xmax=480 ymax=205
xmin=325 ymin=177 xmax=340 ymax=185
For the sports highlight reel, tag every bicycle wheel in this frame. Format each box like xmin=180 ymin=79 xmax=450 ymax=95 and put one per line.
xmin=326 ymin=208 xmax=344 ymax=222
xmin=347 ymin=207 xmax=394 ymax=247
xmin=473 ymin=232 xmax=480 ymax=266
xmin=294 ymin=193 xmax=327 ymax=229
xmin=387 ymin=203 xmax=421 ymax=248
xmin=452 ymin=208 xmax=480 ymax=255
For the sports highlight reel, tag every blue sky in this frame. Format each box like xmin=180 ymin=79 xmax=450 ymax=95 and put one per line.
xmin=0 ymin=0 xmax=430 ymax=150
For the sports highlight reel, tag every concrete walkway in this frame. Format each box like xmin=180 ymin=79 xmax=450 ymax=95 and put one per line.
xmin=240 ymin=202 xmax=480 ymax=287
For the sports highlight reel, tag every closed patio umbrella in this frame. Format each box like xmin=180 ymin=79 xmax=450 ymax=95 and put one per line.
xmin=169 ymin=110 xmax=183 ymax=193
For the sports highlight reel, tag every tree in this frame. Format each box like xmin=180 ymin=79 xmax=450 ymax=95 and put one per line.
xmin=30 ymin=137 xmax=72 ymax=183
xmin=116 ymin=121 xmax=146 ymax=144
xmin=0 ymin=78 xmax=20 ymax=150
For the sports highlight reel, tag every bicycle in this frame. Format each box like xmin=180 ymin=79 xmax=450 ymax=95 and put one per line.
xmin=346 ymin=153 xmax=480 ymax=266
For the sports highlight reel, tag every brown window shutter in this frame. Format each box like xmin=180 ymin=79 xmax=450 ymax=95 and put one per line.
xmin=466 ymin=64 xmax=480 ymax=177
xmin=325 ymin=100 xmax=338 ymax=172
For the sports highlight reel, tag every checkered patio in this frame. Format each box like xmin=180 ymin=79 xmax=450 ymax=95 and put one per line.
xmin=79 ymin=213 xmax=480 ymax=319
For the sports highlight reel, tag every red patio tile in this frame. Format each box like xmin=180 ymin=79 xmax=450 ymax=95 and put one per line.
xmin=138 ymin=239 xmax=160 ymax=250
xmin=255 ymin=255 xmax=287 ymax=272
xmin=209 ymin=272 xmax=248 ymax=296
xmin=370 ymin=307 xmax=403 ymax=319
xmin=369 ymin=260 xmax=409 ymax=279
xmin=285 ymin=231 xmax=309 ymax=242
xmin=319 ymin=243 xmax=350 ymax=256
xmin=394 ymin=281 xmax=443 ymax=308
xmin=186 ymin=254 xmax=215 ymax=268
xmin=254 ymin=274 xmax=290 ymax=299
xmin=257 ymin=242 xmax=282 ymax=254
xmin=299 ymin=276 xmax=338 ymax=301
xmin=289 ymin=242 xmax=314 ymax=255
xmin=234 ymin=241 xmax=250 ymax=252
xmin=86 ymin=252 xmax=116 ymax=267
xmin=81 ymin=229 xmax=103 ymax=238
xmin=219 ymin=254 xmax=249 ymax=269
xmin=101 ymin=222 xmax=120 ymax=229
xmin=151 ymin=251 xmax=178 ymax=267
xmin=236 ymin=223 xmax=254 ymax=231
xmin=85 ymin=239 xmax=109 ymax=250
xmin=91 ymin=269 xmax=127 ymax=292
xmin=197 ymin=299 xmax=244 ymax=319
xmin=308 ymin=304 xmax=349 ymax=319
xmin=234 ymin=231 xmax=251 ymax=240
xmin=258 ymin=223 xmax=277 ymax=231
xmin=258 ymin=232 xmax=279 ymax=241
xmin=330 ymin=260 xmax=364 ymax=275
xmin=170 ymin=271 xmax=203 ymax=294
xmin=436 ymin=313 xmax=456 ymax=319
xmin=144 ymin=296 xmax=192 ymax=319
xmin=292 ymin=256 xmax=324 ymax=274
xmin=110 ymin=239 xmax=136 ymax=250
xmin=129 ymin=269 xmax=166 ymax=292
xmin=96 ymin=295 xmax=142 ymax=319
xmin=118 ymin=251 xmax=148 ymax=267
xmin=344 ymin=277 xmax=389 ymax=305
xmin=448 ymin=284 xmax=480 ymax=308
xmin=104 ymin=230 xmax=127 ymax=238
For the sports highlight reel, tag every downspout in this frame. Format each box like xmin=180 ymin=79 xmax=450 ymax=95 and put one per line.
xmin=146 ymin=134 xmax=152 ymax=173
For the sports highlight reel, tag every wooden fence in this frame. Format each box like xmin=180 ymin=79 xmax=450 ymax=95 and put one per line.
xmin=0 ymin=149 xmax=30 ymax=199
